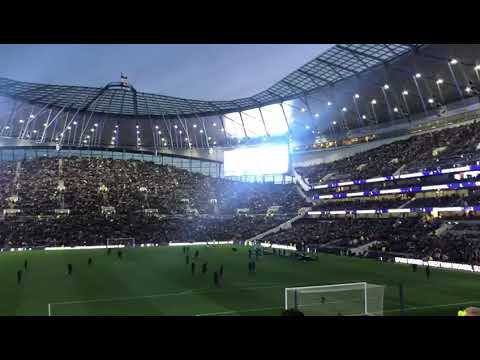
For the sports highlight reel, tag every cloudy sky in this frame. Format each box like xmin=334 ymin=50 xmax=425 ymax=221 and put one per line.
xmin=0 ymin=44 xmax=333 ymax=101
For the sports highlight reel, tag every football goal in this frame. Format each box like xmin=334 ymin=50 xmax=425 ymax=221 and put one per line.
xmin=285 ymin=282 xmax=385 ymax=316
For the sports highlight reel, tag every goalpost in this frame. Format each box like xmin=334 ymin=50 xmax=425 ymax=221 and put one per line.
xmin=285 ymin=282 xmax=385 ymax=316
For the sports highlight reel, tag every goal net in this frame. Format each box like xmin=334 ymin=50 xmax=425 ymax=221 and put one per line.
xmin=285 ymin=282 xmax=385 ymax=316
xmin=106 ymin=237 xmax=136 ymax=248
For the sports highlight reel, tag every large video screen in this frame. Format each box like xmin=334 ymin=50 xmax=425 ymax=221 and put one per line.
xmin=224 ymin=144 xmax=289 ymax=176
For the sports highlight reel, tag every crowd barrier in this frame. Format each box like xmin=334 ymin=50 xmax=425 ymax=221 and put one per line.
xmin=395 ymin=257 xmax=480 ymax=273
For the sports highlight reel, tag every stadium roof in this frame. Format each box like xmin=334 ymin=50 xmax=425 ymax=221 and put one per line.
xmin=0 ymin=44 xmax=423 ymax=119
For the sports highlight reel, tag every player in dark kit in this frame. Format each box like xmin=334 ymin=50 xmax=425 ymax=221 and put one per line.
xmin=24 ymin=260 xmax=28 ymax=270
xmin=219 ymin=264 xmax=224 ymax=277
xmin=248 ymin=249 xmax=252 ymax=259
xmin=88 ymin=258 xmax=93 ymax=266
xmin=426 ymin=266 xmax=431 ymax=279
xmin=251 ymin=261 xmax=256 ymax=273
xmin=248 ymin=261 xmax=252 ymax=273
xmin=118 ymin=250 xmax=123 ymax=260
xmin=213 ymin=271 xmax=219 ymax=287
xmin=202 ymin=262 xmax=207 ymax=275
xmin=194 ymin=250 xmax=199 ymax=259
xmin=17 ymin=269 xmax=23 ymax=284
xmin=191 ymin=262 xmax=196 ymax=276
xmin=186 ymin=255 xmax=190 ymax=265
xmin=67 ymin=263 xmax=73 ymax=275
xmin=107 ymin=248 xmax=112 ymax=255
xmin=412 ymin=264 xmax=417 ymax=272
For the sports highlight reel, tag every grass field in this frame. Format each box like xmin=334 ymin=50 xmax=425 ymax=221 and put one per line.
xmin=1 ymin=245 xmax=479 ymax=316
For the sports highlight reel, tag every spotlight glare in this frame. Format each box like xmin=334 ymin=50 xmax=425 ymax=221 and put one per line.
xmin=466 ymin=86 xmax=472 ymax=93
xmin=73 ymin=121 xmax=78 ymax=125
xmin=314 ymin=113 xmax=319 ymax=118
xmin=450 ymin=58 xmax=458 ymax=65
xmin=29 ymin=114 xmax=35 ymax=119
xmin=383 ymin=84 xmax=389 ymax=90
xmin=193 ymin=124 xmax=197 ymax=128
xmin=354 ymin=94 xmax=360 ymax=99
xmin=155 ymin=125 xmax=159 ymax=129
xmin=393 ymin=107 xmax=399 ymax=112
xmin=415 ymin=73 xmax=422 ymax=78
xmin=371 ymin=99 xmax=377 ymax=105
xmin=436 ymin=78 xmax=444 ymax=85
xmin=301 ymin=108 xmax=306 ymax=112
xmin=362 ymin=115 xmax=367 ymax=119
xmin=327 ymin=101 xmax=332 ymax=106
xmin=19 ymin=119 xmax=24 ymax=123
xmin=402 ymin=90 xmax=409 ymax=96
xmin=428 ymin=98 xmax=434 ymax=104
xmin=475 ymin=65 xmax=480 ymax=71
xmin=213 ymin=123 xmax=217 ymax=126
xmin=332 ymin=121 xmax=337 ymax=125
xmin=342 ymin=107 xmax=347 ymax=112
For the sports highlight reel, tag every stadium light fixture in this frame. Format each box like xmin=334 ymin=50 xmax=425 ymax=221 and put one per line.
xmin=450 ymin=58 xmax=458 ymax=65
xmin=94 ymin=123 xmax=98 ymax=127
xmin=213 ymin=123 xmax=217 ymax=126
xmin=113 ymin=130 xmax=117 ymax=134
xmin=33 ymin=130 xmax=37 ymax=133
xmin=475 ymin=65 xmax=480 ymax=71
xmin=83 ymin=140 xmax=88 ymax=144
xmin=301 ymin=108 xmax=306 ymax=112
xmin=383 ymin=84 xmax=389 ymax=90
xmin=314 ymin=113 xmax=319 ymax=118
xmin=112 ymin=137 xmax=115 ymax=140
xmin=136 ymin=130 xmax=140 ymax=134
xmin=158 ymin=130 xmax=162 ymax=135
xmin=327 ymin=101 xmax=332 ymax=106
xmin=161 ymin=138 xmax=165 ymax=141
xmin=115 ymin=125 xmax=118 ymax=128
xmin=393 ymin=107 xmax=399 ymax=112
xmin=86 ymin=135 xmax=90 ymax=139
xmin=90 ymin=128 xmax=94 ymax=132
xmin=111 ymin=141 xmax=114 ymax=145
xmin=136 ymin=125 xmax=139 ymax=129
xmin=19 ymin=119 xmax=24 ymax=123
xmin=305 ymin=125 xmax=310 ymax=130
xmin=415 ymin=73 xmax=422 ymax=78
xmin=200 ymin=129 xmax=204 ymax=133
xmin=402 ymin=90 xmax=409 ymax=96
xmin=332 ymin=121 xmax=337 ymax=125
xmin=436 ymin=79 xmax=444 ymax=85
xmin=193 ymin=124 xmax=197 ymax=128
xmin=466 ymin=87 xmax=472 ymax=93
xmin=5 ymin=126 xmax=9 ymax=130
xmin=55 ymin=137 xmax=59 ymax=141
xmin=342 ymin=107 xmax=347 ymax=112
xmin=428 ymin=98 xmax=434 ymax=104
xmin=179 ymin=130 xmax=182 ymax=134
xmin=155 ymin=125 xmax=159 ymax=129
xmin=67 ymin=126 xmax=71 ymax=130
xmin=362 ymin=115 xmax=367 ymax=119
xmin=371 ymin=99 xmax=377 ymax=105
xmin=73 ymin=121 xmax=78 ymax=125
xmin=29 ymin=114 xmax=35 ymax=119
xmin=213 ymin=141 xmax=217 ymax=145
xmin=185 ymin=137 xmax=188 ymax=141
xmin=354 ymin=94 xmax=360 ymax=99
xmin=174 ymin=125 xmax=178 ymax=129
xmin=221 ymin=128 xmax=225 ymax=132
xmin=43 ymin=123 xmax=47 ymax=127
xmin=60 ymin=133 xmax=64 ymax=137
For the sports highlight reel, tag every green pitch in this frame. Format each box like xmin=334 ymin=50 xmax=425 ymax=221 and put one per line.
xmin=0 ymin=246 xmax=478 ymax=316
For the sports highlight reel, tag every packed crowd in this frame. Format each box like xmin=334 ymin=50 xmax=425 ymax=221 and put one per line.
xmin=0 ymin=157 xmax=306 ymax=216
xmin=0 ymin=214 xmax=285 ymax=249
xmin=296 ymin=120 xmax=480 ymax=184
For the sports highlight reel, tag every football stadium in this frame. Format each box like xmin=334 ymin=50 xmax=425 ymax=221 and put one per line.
xmin=1 ymin=44 xmax=480 ymax=316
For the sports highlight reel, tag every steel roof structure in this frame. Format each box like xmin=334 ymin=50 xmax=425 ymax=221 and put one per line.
xmin=0 ymin=44 xmax=422 ymax=119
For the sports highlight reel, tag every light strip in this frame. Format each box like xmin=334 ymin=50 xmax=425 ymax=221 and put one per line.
xmin=312 ymin=180 xmax=479 ymax=201
xmin=168 ymin=241 xmax=233 ymax=246
xmin=395 ymin=257 xmax=480 ymax=273
xmin=45 ymin=245 xmax=125 ymax=251
xmin=312 ymin=164 xmax=480 ymax=190
xmin=308 ymin=205 xmax=480 ymax=216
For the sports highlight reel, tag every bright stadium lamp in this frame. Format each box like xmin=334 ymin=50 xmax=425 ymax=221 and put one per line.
xmin=90 ymin=128 xmax=94 ymax=132
xmin=174 ymin=125 xmax=178 ymax=129
xmin=60 ymin=133 xmax=64 ymax=137
xmin=136 ymin=130 xmax=140 ymax=134
xmin=436 ymin=78 xmax=444 ymax=85
xmin=314 ymin=113 xmax=319 ymax=118
xmin=415 ymin=73 xmax=422 ymax=78
xmin=19 ymin=119 xmax=24 ymax=123
xmin=383 ymin=84 xmax=389 ymax=90
xmin=83 ymin=140 xmax=87 ymax=143
xmin=208 ymin=136 xmax=212 ymax=140
xmin=200 ymin=129 xmax=204 ymax=133
xmin=428 ymin=98 xmax=434 ymax=104
xmin=450 ymin=58 xmax=458 ymax=65
xmin=393 ymin=107 xmax=399 ymax=112
xmin=86 ymin=135 xmax=90 ymax=139
xmin=67 ymin=126 xmax=71 ymax=130
xmin=111 ymin=141 xmax=114 ymax=145
xmin=73 ymin=121 xmax=78 ymax=125
xmin=213 ymin=122 xmax=217 ymax=126
xmin=55 ymin=137 xmax=59 ymax=141
xmin=113 ymin=130 xmax=117 ymax=134
xmin=136 ymin=125 xmax=139 ymax=129
xmin=158 ymin=130 xmax=162 ymax=134
xmin=362 ymin=115 xmax=367 ymax=119
xmin=305 ymin=125 xmax=310 ymax=130
xmin=185 ymin=137 xmax=189 ymax=141
xmin=43 ymin=123 xmax=47 ymax=127
xmin=342 ymin=107 xmax=347 ymax=112
xmin=29 ymin=114 xmax=35 ymax=119
xmin=354 ymin=94 xmax=360 ymax=99
xmin=213 ymin=141 xmax=217 ymax=145
xmin=221 ymin=128 xmax=225 ymax=132
xmin=327 ymin=101 xmax=332 ymax=106
xmin=371 ymin=99 xmax=377 ymax=105
xmin=332 ymin=121 xmax=337 ymax=125
xmin=33 ymin=130 xmax=37 ymax=133
xmin=466 ymin=87 xmax=472 ymax=93
xmin=94 ymin=123 xmax=98 ymax=127
xmin=179 ymin=130 xmax=182 ymax=134
xmin=193 ymin=124 xmax=197 ymax=128
xmin=5 ymin=126 xmax=9 ymax=130
xmin=301 ymin=108 xmax=306 ymax=112
xmin=402 ymin=90 xmax=409 ymax=96
xmin=115 ymin=124 xmax=118 ymax=128
xmin=475 ymin=65 xmax=480 ymax=71
xmin=155 ymin=125 xmax=159 ymax=129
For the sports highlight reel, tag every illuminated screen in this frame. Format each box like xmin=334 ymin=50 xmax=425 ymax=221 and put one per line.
xmin=224 ymin=144 xmax=289 ymax=176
